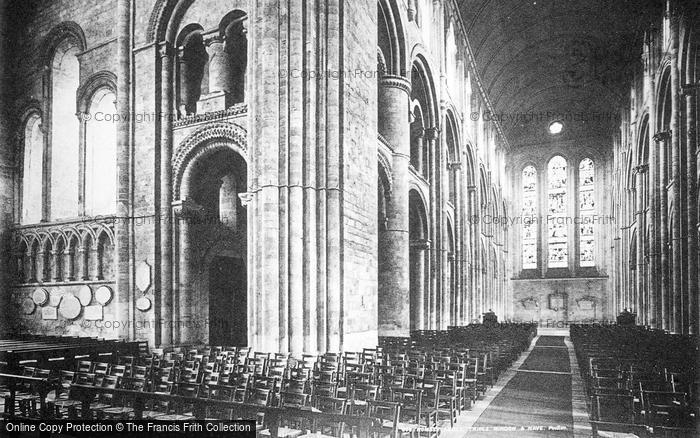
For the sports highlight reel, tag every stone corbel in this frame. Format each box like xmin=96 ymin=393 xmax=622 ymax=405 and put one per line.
xmin=653 ymin=131 xmax=670 ymax=143
xmin=633 ymin=164 xmax=648 ymax=174
xmin=238 ymin=192 xmax=254 ymax=207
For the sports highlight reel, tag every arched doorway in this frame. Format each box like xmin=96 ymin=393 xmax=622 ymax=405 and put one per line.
xmin=176 ymin=139 xmax=248 ymax=346
xmin=409 ymin=190 xmax=429 ymax=331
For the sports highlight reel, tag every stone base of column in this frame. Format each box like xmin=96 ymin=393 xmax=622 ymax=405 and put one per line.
xmin=197 ymin=91 xmax=235 ymax=114
xmin=378 ymin=230 xmax=410 ymax=337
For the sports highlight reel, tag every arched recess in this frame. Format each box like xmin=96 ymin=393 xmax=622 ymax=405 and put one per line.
xmin=378 ymin=0 xmax=407 ymax=76
xmin=410 ymin=54 xmax=439 ymax=180
xmin=173 ymin=124 xmax=249 ymax=346
xmin=176 ymin=24 xmax=207 ymax=116
xmin=409 ymin=189 xmax=429 ymax=331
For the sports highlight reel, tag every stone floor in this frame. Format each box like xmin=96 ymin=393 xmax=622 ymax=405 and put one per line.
xmin=440 ymin=327 xmax=592 ymax=438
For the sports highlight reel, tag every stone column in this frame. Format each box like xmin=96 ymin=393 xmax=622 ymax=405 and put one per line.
xmin=25 ymin=251 xmax=35 ymax=283
xmin=77 ymin=112 xmax=87 ymax=217
xmin=412 ymin=126 xmax=425 ymax=176
xmin=92 ymin=248 xmax=102 ymax=281
xmin=207 ymin=37 xmax=233 ymax=94
xmin=635 ymin=164 xmax=648 ymax=324
xmin=450 ymin=162 xmax=464 ymax=324
xmin=683 ymin=84 xmax=697 ymax=334
xmin=467 ymin=185 xmax=479 ymax=320
xmin=646 ymin=58 xmax=660 ymax=327
xmin=669 ymin=8 xmax=683 ymax=333
xmin=50 ymin=249 xmax=61 ymax=282
xmin=79 ymin=247 xmax=89 ymax=281
xmin=158 ymin=41 xmax=175 ymax=346
xmin=66 ymin=249 xmax=75 ymax=281
xmin=377 ymin=75 xmax=411 ymax=336
xmin=654 ymin=131 xmax=670 ymax=330
xmin=116 ymin=0 xmax=132 ymax=339
xmin=426 ymin=127 xmax=440 ymax=329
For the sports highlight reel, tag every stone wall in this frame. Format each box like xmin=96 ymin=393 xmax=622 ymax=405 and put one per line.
xmin=511 ymin=277 xmax=611 ymax=326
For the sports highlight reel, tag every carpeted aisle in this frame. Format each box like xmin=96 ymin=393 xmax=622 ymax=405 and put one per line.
xmin=467 ymin=335 xmax=574 ymax=437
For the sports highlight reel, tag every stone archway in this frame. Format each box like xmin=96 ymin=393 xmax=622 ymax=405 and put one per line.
xmin=172 ymin=124 xmax=248 ymax=345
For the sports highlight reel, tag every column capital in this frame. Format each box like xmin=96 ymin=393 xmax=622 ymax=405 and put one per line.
xmin=204 ymin=35 xmax=225 ymax=48
xmin=681 ymin=84 xmax=698 ymax=97
xmin=466 ymin=185 xmax=478 ymax=192
xmin=410 ymin=239 xmax=431 ymax=250
xmin=379 ymin=75 xmax=411 ymax=94
xmin=653 ymin=131 xmax=670 ymax=142
xmin=75 ymin=111 xmax=89 ymax=123
xmin=425 ymin=127 xmax=440 ymax=141
xmin=158 ymin=41 xmax=176 ymax=59
xmin=447 ymin=161 xmax=462 ymax=170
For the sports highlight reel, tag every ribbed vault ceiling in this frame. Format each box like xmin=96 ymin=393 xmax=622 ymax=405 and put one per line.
xmin=460 ymin=0 xmax=662 ymax=147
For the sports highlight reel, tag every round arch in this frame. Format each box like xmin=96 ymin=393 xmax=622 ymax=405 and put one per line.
xmin=173 ymin=123 xmax=248 ymax=199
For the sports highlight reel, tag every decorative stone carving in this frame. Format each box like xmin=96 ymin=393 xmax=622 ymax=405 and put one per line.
xmin=41 ymin=307 xmax=58 ymax=320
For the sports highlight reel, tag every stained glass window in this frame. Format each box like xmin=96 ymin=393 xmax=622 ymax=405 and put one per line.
xmin=548 ymin=156 xmax=568 ymax=268
xmin=579 ymin=158 xmax=595 ymax=267
xmin=522 ymin=166 xmax=538 ymax=269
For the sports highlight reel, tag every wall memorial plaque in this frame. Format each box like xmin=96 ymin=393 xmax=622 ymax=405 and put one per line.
xmin=59 ymin=295 xmax=81 ymax=320
xmin=41 ymin=306 xmax=58 ymax=320
xmin=84 ymin=305 xmax=103 ymax=321
xmin=77 ymin=285 xmax=92 ymax=306
xmin=32 ymin=288 xmax=48 ymax=306
xmin=95 ymin=286 xmax=113 ymax=305
xmin=136 ymin=261 xmax=151 ymax=293
xmin=22 ymin=298 xmax=36 ymax=315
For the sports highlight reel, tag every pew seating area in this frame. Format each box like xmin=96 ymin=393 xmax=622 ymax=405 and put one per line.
xmin=570 ymin=324 xmax=699 ymax=438
xmin=0 ymin=335 xmax=144 ymax=371
xmin=0 ymin=324 xmax=535 ymax=437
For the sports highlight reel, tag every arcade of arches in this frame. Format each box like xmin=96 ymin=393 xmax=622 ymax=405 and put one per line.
xmin=0 ymin=0 xmax=698 ymax=354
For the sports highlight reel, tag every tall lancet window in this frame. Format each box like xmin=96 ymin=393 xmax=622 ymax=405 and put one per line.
xmin=50 ymin=41 xmax=80 ymax=219
xmin=579 ymin=158 xmax=595 ymax=267
xmin=547 ymin=156 xmax=568 ymax=268
xmin=21 ymin=114 xmax=43 ymax=224
xmin=521 ymin=165 xmax=537 ymax=269
xmin=85 ymin=89 xmax=117 ymax=216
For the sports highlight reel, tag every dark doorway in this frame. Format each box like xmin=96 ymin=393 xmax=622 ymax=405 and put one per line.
xmin=209 ymin=256 xmax=247 ymax=346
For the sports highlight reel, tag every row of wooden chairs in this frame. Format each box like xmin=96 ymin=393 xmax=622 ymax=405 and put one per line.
xmin=571 ymin=324 xmax=698 ymax=437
